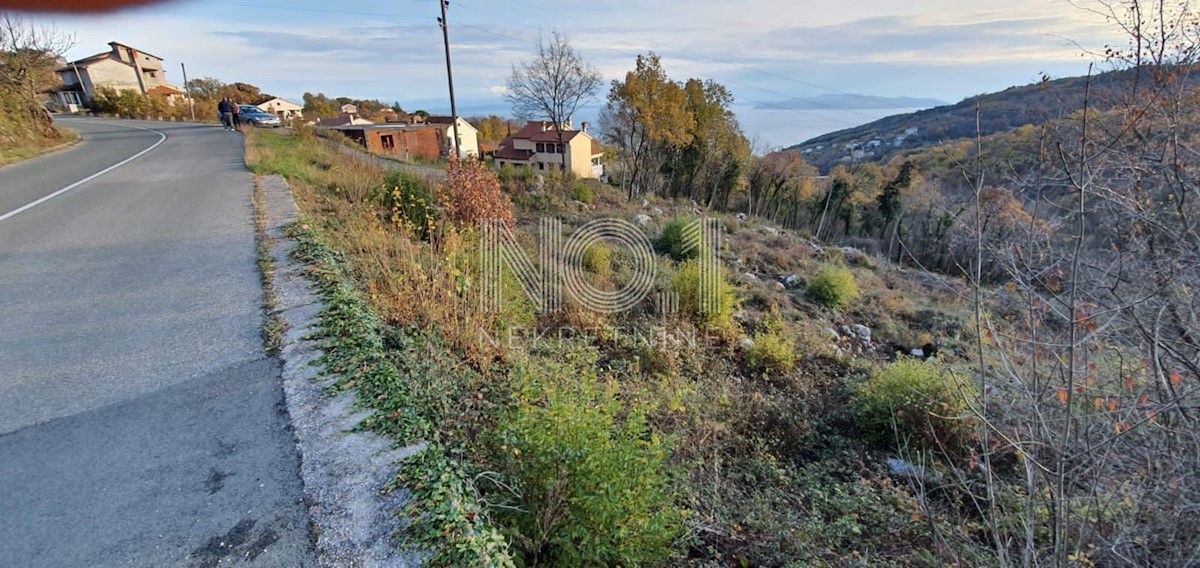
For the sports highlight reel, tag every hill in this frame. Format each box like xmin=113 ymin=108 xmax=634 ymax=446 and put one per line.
xmin=785 ymin=67 xmax=1159 ymax=172
xmin=755 ymin=93 xmax=945 ymax=110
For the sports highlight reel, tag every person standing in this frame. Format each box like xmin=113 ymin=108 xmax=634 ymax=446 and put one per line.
xmin=231 ymin=101 xmax=241 ymax=130
xmin=217 ymin=98 xmax=234 ymax=131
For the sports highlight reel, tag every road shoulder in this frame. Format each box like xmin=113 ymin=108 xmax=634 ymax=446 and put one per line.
xmin=256 ymin=174 xmax=425 ymax=567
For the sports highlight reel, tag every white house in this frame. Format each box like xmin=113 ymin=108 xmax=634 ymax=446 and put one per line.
xmin=424 ymin=116 xmax=480 ymax=159
xmin=256 ymin=97 xmax=303 ymax=120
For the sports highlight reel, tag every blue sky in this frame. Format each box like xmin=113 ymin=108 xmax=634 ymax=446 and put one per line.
xmin=30 ymin=0 xmax=1124 ymax=146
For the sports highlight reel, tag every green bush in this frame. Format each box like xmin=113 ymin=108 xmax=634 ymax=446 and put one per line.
xmin=806 ymin=267 xmax=859 ymax=310
xmin=570 ymin=180 xmax=594 ymax=204
xmin=853 ymin=357 xmax=967 ymax=452
xmin=383 ymin=171 xmax=436 ymax=240
xmin=658 ymin=217 xmax=702 ymax=261
xmin=498 ymin=351 xmax=681 ymax=566
xmin=746 ymin=312 xmax=798 ymax=374
xmin=581 ymin=241 xmax=612 ymax=280
xmin=671 ymin=258 xmax=740 ymax=337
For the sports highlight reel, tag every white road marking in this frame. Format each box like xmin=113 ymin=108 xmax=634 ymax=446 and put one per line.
xmin=0 ymin=121 xmax=168 ymax=223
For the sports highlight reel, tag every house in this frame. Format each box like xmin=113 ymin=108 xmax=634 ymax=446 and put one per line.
xmin=53 ymin=41 xmax=177 ymax=107
xmin=340 ymin=103 xmax=357 ymax=115
xmin=257 ymin=97 xmax=303 ymax=120
xmin=424 ymin=116 xmax=480 ymax=159
xmin=314 ymin=113 xmax=375 ymax=127
xmin=325 ymin=124 xmax=443 ymax=162
xmin=494 ymin=121 xmax=604 ymax=179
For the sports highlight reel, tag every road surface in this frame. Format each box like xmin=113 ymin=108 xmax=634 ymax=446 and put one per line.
xmin=0 ymin=118 xmax=315 ymax=567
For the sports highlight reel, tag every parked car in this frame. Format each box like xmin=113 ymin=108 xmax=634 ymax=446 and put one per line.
xmin=237 ymin=105 xmax=282 ymax=127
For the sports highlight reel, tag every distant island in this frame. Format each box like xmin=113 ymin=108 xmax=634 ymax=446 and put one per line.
xmin=755 ymin=93 xmax=946 ymax=111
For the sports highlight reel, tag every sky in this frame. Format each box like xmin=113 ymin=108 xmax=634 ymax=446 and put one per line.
xmin=27 ymin=0 xmax=1127 ymax=147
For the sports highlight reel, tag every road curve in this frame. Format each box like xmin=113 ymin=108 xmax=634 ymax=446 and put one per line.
xmin=0 ymin=118 xmax=314 ymax=567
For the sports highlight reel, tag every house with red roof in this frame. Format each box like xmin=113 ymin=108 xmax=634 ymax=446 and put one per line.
xmin=494 ymin=121 xmax=604 ymax=178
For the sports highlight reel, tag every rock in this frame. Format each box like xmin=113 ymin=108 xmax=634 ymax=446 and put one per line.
xmin=784 ymin=274 xmax=801 ymax=288
xmin=740 ymin=272 xmax=759 ymax=284
xmin=910 ymin=348 xmax=925 ymax=358
xmin=840 ymin=325 xmax=854 ymax=338
xmin=650 ymin=207 xmax=664 ymax=216
xmin=772 ymin=281 xmax=786 ymax=291
xmin=735 ymin=213 xmax=748 ymax=221
xmin=641 ymin=199 xmax=649 ymax=207
xmin=763 ymin=226 xmax=779 ymax=236
xmin=825 ymin=328 xmax=839 ymax=341
xmin=739 ymin=338 xmax=756 ymax=350
xmin=632 ymin=214 xmax=652 ymax=226
xmin=853 ymin=324 xmax=871 ymax=341
xmin=572 ymin=200 xmax=588 ymax=209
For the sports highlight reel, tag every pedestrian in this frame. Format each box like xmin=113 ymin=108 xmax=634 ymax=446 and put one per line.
xmin=231 ymin=101 xmax=241 ymax=130
xmin=217 ymin=98 xmax=234 ymax=131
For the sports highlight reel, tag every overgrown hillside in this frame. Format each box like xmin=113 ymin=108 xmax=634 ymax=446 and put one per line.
xmin=248 ymin=127 xmax=996 ymax=565
xmin=786 ymin=67 xmax=1188 ymax=173
xmin=0 ymin=13 xmax=74 ymax=165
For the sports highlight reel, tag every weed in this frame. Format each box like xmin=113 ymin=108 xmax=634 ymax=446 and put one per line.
xmin=853 ymin=357 xmax=968 ymax=453
xmin=807 ymin=266 xmax=859 ymax=310
xmin=671 ymin=259 xmax=740 ymax=338
xmin=495 ymin=348 xmax=681 ymax=566
xmin=745 ymin=311 xmax=798 ymax=374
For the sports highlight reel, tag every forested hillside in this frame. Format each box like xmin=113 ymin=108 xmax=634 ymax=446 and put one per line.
xmin=787 ymin=67 xmax=1190 ymax=172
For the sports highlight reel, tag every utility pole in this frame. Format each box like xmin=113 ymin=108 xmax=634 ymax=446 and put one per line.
xmin=438 ymin=0 xmax=461 ymax=160
xmin=181 ymin=62 xmax=195 ymax=122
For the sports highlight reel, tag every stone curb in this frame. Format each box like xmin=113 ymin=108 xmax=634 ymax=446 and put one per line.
xmin=258 ymin=174 xmax=424 ymax=567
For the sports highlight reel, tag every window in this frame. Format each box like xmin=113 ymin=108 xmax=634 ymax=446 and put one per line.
xmin=536 ymin=142 xmax=545 ymax=153
xmin=556 ymin=143 xmax=564 ymax=154
xmin=146 ymin=71 xmax=156 ymax=78
xmin=538 ymin=162 xmax=545 ymax=171
xmin=380 ymin=134 xmax=395 ymax=151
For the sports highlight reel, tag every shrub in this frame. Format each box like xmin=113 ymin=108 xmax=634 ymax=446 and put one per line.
xmin=570 ymin=180 xmax=594 ymax=204
xmin=807 ymin=267 xmax=859 ymax=310
xmin=383 ymin=171 xmax=436 ymax=240
xmin=853 ymin=357 xmax=967 ymax=452
xmin=581 ymin=241 xmax=612 ymax=281
xmin=439 ymin=158 xmax=514 ymax=228
xmin=498 ymin=351 xmax=681 ymax=566
xmin=658 ymin=217 xmax=702 ymax=261
xmin=746 ymin=311 xmax=798 ymax=374
xmin=671 ymin=258 xmax=739 ymax=337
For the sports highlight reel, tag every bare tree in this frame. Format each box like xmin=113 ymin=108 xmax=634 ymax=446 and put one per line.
xmin=505 ymin=31 xmax=602 ymax=172
xmin=0 ymin=12 xmax=74 ymax=133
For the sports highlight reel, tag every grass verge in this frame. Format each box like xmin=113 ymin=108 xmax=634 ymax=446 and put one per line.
xmin=0 ymin=126 xmax=80 ymax=168
xmin=251 ymin=177 xmax=286 ymax=354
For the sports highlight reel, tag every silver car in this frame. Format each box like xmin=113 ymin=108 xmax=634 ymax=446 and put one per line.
xmin=237 ymin=105 xmax=282 ymax=127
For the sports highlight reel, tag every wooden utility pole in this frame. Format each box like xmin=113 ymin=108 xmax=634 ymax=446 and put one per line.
xmin=438 ymin=0 xmax=461 ymax=159
xmin=181 ymin=62 xmax=195 ymax=122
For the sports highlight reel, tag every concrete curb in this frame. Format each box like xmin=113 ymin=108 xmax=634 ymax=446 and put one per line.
xmin=258 ymin=175 xmax=423 ymax=567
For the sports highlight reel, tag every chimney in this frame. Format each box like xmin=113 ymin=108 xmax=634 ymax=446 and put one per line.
xmin=541 ymin=121 xmax=547 ymax=132
xmin=581 ymin=121 xmax=589 ymax=133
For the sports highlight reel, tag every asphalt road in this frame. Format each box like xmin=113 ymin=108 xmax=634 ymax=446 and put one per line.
xmin=0 ymin=118 xmax=315 ymax=567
